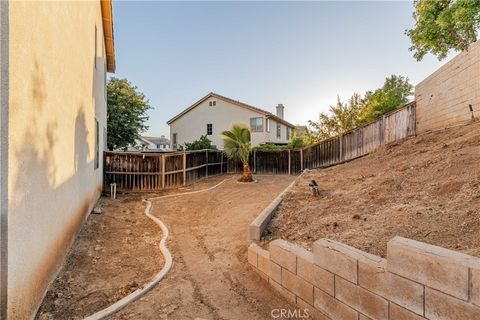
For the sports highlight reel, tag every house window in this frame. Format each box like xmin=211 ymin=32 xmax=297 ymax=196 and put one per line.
xmin=250 ymin=117 xmax=264 ymax=132
xmin=286 ymin=127 xmax=290 ymax=140
xmin=209 ymin=101 xmax=216 ymax=106
xmin=266 ymin=119 xmax=270 ymax=132
xmin=276 ymin=124 xmax=281 ymax=139
xmin=173 ymin=133 xmax=178 ymax=149
xmin=207 ymin=123 xmax=213 ymax=135
xmin=95 ymin=119 xmax=99 ymax=169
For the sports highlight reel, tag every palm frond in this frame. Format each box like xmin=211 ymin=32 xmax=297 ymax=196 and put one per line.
xmin=221 ymin=123 xmax=252 ymax=165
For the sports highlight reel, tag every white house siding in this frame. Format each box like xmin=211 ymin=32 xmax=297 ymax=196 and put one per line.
xmin=169 ymin=98 xmax=291 ymax=149
xmin=6 ymin=2 xmax=109 ymax=318
xmin=266 ymin=118 xmax=291 ymax=144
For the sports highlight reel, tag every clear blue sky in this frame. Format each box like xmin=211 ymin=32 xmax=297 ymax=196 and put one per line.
xmin=112 ymin=1 xmax=454 ymax=137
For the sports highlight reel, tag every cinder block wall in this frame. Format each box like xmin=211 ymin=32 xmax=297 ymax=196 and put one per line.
xmin=415 ymin=41 xmax=480 ymax=132
xmin=249 ymin=237 xmax=480 ymax=320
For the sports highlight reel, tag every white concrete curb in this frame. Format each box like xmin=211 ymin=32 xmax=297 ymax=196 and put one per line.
xmin=84 ymin=177 xmax=232 ymax=320
xmin=249 ymin=171 xmax=308 ymax=241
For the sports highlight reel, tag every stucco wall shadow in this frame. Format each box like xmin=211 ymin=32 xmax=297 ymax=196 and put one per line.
xmin=6 ymin=2 xmax=108 ymax=318
xmin=8 ymin=102 xmax=99 ymax=319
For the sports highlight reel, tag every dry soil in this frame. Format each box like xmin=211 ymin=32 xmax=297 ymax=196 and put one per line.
xmin=111 ymin=175 xmax=297 ymax=320
xmin=37 ymin=175 xmax=299 ymax=320
xmin=36 ymin=196 xmax=163 ymax=319
xmin=265 ymin=121 xmax=480 ymax=258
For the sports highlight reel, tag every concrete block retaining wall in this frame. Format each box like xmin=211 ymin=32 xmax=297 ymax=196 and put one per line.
xmin=415 ymin=40 xmax=480 ymax=132
xmin=249 ymin=237 xmax=480 ymax=320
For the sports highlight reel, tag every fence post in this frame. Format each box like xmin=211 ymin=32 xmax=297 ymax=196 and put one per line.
xmin=382 ymin=114 xmax=386 ymax=145
xmin=161 ymin=154 xmax=165 ymax=189
xmin=253 ymin=150 xmax=257 ymax=173
xmin=183 ymin=152 xmax=187 ymax=186
xmin=288 ymin=149 xmax=291 ymax=175
xmin=225 ymin=153 xmax=228 ymax=173
xmin=339 ymin=135 xmax=343 ymax=162
xmin=205 ymin=150 xmax=209 ymax=178
xmin=220 ymin=151 xmax=223 ymax=175
xmin=300 ymin=148 xmax=304 ymax=171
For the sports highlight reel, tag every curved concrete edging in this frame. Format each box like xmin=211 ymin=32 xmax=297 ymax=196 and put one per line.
xmin=84 ymin=177 xmax=232 ymax=320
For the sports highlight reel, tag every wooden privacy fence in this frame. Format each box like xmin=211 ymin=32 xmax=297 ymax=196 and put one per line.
xmin=251 ymin=102 xmax=416 ymax=174
xmin=104 ymin=150 xmax=241 ymax=192
xmin=303 ymin=102 xmax=416 ymax=169
xmin=104 ymin=103 xmax=415 ymax=192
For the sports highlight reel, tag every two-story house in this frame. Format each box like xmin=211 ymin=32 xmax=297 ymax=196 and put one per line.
xmin=167 ymin=93 xmax=295 ymax=150
xmin=126 ymin=135 xmax=171 ymax=152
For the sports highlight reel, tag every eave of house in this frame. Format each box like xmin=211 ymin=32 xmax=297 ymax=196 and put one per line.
xmin=265 ymin=114 xmax=295 ymax=128
xmin=100 ymin=0 xmax=115 ymax=72
xmin=166 ymin=92 xmax=296 ymax=128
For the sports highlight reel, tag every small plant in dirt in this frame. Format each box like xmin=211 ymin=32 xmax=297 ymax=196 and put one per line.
xmin=221 ymin=123 xmax=253 ymax=182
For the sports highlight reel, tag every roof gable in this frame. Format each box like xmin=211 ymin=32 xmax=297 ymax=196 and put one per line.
xmin=166 ymin=92 xmax=295 ymax=128
xmin=141 ymin=136 xmax=169 ymax=145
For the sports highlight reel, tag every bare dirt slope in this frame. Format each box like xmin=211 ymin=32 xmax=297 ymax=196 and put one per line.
xmin=111 ymin=175 xmax=297 ymax=320
xmin=265 ymin=121 xmax=480 ymax=258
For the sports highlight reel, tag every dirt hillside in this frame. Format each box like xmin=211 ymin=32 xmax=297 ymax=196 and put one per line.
xmin=265 ymin=121 xmax=480 ymax=258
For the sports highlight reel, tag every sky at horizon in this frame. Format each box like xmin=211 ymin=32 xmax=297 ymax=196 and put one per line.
xmin=112 ymin=1 xmax=455 ymax=137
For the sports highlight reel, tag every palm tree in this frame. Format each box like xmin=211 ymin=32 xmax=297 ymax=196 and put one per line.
xmin=221 ymin=123 xmax=253 ymax=182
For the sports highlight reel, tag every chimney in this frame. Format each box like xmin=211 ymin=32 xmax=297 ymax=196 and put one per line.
xmin=276 ymin=104 xmax=284 ymax=119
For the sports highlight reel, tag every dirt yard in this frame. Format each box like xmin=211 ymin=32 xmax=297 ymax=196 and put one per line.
xmin=265 ymin=121 xmax=480 ymax=258
xmin=111 ymin=175 xmax=296 ymax=320
xmin=37 ymin=175 xmax=298 ymax=320
xmin=36 ymin=196 xmax=163 ymax=319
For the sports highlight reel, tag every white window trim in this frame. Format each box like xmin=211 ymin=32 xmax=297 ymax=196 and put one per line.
xmin=172 ymin=133 xmax=178 ymax=149
xmin=250 ymin=117 xmax=264 ymax=133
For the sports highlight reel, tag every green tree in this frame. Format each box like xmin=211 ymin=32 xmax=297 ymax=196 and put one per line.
xmin=221 ymin=124 xmax=253 ymax=182
xmin=307 ymin=94 xmax=364 ymax=142
xmin=358 ymin=75 xmax=413 ymax=124
xmin=184 ymin=135 xmax=215 ymax=151
xmin=287 ymin=134 xmax=308 ymax=149
xmin=285 ymin=127 xmax=314 ymax=149
xmin=107 ymin=77 xmax=152 ymax=150
xmin=254 ymin=143 xmax=285 ymax=151
xmin=406 ymin=0 xmax=480 ymax=61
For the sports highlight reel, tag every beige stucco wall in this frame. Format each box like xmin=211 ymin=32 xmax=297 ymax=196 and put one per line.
xmin=7 ymin=1 xmax=107 ymax=318
xmin=266 ymin=118 xmax=290 ymax=144
xmin=415 ymin=41 xmax=480 ymax=132
xmin=169 ymin=97 xmax=291 ymax=149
